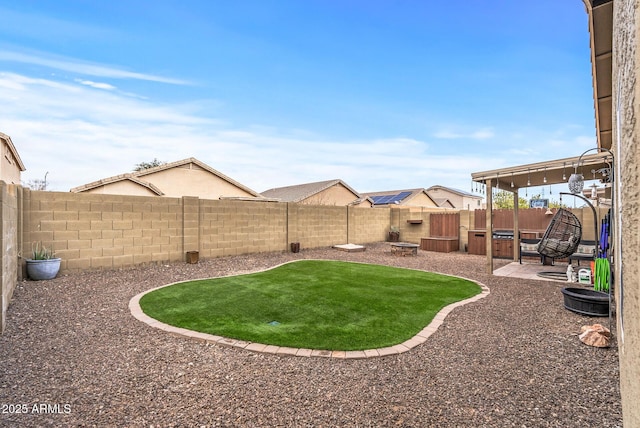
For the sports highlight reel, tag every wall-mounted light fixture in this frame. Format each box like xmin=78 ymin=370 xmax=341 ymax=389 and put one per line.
xmin=569 ymin=148 xmax=615 ymax=195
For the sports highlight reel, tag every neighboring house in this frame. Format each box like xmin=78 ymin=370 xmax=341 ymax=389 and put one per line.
xmin=71 ymin=157 xmax=263 ymax=200
xmin=426 ymin=185 xmax=483 ymax=210
xmin=430 ymin=198 xmax=456 ymax=209
xmin=361 ymin=189 xmax=440 ymax=208
xmin=0 ymin=133 xmax=26 ymax=185
xmin=261 ymin=179 xmax=370 ymax=206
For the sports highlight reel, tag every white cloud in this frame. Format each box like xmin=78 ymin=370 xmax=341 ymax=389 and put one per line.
xmin=434 ymin=127 xmax=494 ymax=140
xmin=75 ymin=79 xmax=116 ymax=91
xmin=470 ymin=128 xmax=495 ymax=140
xmin=0 ymin=71 xmax=585 ymax=196
xmin=0 ymin=50 xmax=189 ymax=85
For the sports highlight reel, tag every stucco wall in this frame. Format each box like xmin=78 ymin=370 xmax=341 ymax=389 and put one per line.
xmin=613 ymin=0 xmax=640 ymax=424
xmin=80 ymin=164 xmax=257 ymax=199
xmin=0 ymin=140 xmax=22 ymax=185
xmin=82 ymin=180 xmax=160 ymax=196
xmin=302 ymin=183 xmax=358 ymax=206
xmin=404 ymin=193 xmax=438 ymax=208
xmin=138 ymin=165 xmax=256 ymax=199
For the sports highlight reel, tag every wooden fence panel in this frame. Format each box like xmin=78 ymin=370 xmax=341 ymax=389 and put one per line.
xmin=430 ymin=213 xmax=460 ymax=237
xmin=474 ymin=208 xmax=555 ymax=231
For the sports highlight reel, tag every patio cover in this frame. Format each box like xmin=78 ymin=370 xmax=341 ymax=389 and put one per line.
xmin=471 ymin=152 xmax=613 ymax=274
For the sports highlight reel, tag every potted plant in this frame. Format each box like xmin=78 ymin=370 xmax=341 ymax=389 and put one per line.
xmin=388 ymin=226 xmax=400 ymax=242
xmin=25 ymin=242 xmax=61 ymax=280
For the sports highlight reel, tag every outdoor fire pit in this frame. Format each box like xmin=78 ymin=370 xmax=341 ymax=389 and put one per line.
xmin=560 ymin=287 xmax=609 ymax=317
xmin=390 ymin=242 xmax=419 ymax=256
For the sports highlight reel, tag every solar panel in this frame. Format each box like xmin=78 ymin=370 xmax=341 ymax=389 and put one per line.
xmin=388 ymin=191 xmax=412 ymax=203
xmin=371 ymin=191 xmax=412 ymax=205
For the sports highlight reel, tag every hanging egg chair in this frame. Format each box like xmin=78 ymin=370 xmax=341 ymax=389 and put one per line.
xmin=537 ymin=208 xmax=582 ymax=259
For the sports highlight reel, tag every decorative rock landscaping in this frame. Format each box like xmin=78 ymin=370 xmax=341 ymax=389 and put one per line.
xmin=0 ymin=243 xmax=621 ymax=427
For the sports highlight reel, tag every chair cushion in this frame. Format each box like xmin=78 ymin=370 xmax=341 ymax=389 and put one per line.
xmin=521 ymin=243 xmax=539 ymax=252
xmin=576 ymin=244 xmax=595 ymax=255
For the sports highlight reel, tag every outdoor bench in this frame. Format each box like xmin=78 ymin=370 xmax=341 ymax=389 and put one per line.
xmin=569 ymin=240 xmax=597 ymax=266
xmin=519 ymin=238 xmax=543 ymax=264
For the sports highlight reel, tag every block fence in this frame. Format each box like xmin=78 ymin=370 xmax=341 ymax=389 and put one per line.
xmin=1 ymin=183 xmax=20 ymax=334
xmin=2 ymin=186 xmax=472 ymax=332
xmin=18 ymin=189 xmax=409 ymax=275
xmin=1 ymin=184 xmax=606 ymax=334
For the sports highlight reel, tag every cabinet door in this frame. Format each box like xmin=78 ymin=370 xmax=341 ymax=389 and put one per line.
xmin=492 ymin=239 xmax=513 ymax=258
xmin=468 ymin=232 xmax=486 ymax=255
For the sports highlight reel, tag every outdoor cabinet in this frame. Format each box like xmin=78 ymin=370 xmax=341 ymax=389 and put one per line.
xmin=468 ymin=231 xmax=486 ymax=255
xmin=492 ymin=239 xmax=513 ymax=258
xmin=468 ymin=230 xmax=515 ymax=258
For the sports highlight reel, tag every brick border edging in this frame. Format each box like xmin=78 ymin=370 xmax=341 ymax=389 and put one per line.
xmin=128 ymin=260 xmax=490 ymax=359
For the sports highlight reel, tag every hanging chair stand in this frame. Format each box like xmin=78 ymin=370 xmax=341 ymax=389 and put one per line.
xmin=537 ymin=207 xmax=583 ymax=260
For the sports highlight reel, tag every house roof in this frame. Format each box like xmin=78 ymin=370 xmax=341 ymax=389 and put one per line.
xmin=0 ymin=132 xmax=26 ymax=171
xmin=71 ymin=173 xmax=165 ymax=195
xmin=71 ymin=157 xmax=262 ymax=197
xmin=361 ymin=188 xmax=438 ymax=206
xmin=348 ymin=196 xmax=374 ymax=206
xmin=261 ymin=179 xmax=361 ymax=202
xmin=431 ymin=198 xmax=456 ymax=208
xmin=582 ymin=0 xmax=613 ymax=150
xmin=426 ymin=185 xmax=481 ymax=199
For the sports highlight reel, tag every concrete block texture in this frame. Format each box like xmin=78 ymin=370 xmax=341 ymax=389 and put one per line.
xmin=19 ymin=191 xmax=451 ymax=276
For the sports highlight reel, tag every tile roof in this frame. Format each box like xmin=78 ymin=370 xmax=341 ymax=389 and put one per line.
xmin=426 ymin=185 xmax=481 ymax=199
xmin=71 ymin=157 xmax=261 ymax=197
xmin=261 ymin=179 xmax=360 ymax=202
xmin=71 ymin=173 xmax=165 ymax=195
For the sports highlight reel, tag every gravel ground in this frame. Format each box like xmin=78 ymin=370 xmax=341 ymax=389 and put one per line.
xmin=0 ymin=243 xmax=622 ymax=427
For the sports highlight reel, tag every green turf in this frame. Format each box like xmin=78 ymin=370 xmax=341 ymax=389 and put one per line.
xmin=139 ymin=260 xmax=481 ymax=350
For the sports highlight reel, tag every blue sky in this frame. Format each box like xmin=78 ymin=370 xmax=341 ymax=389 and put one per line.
xmin=0 ymin=0 xmax=597 ymax=197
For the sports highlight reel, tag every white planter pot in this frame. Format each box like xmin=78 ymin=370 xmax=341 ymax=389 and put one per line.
xmin=26 ymin=258 xmax=61 ymax=280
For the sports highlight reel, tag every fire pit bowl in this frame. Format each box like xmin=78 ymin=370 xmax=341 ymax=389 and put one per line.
xmin=560 ymin=287 xmax=609 ymax=317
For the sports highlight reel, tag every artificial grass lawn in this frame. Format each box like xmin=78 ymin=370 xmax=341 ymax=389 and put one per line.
xmin=139 ymin=260 xmax=481 ymax=351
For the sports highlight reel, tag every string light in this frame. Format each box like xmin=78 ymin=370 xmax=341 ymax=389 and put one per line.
xmin=511 ymin=172 xmax=514 ymax=188
xmin=562 ymin=162 xmax=567 ymax=181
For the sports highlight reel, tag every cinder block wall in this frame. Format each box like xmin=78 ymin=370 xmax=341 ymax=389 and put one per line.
xmin=394 ymin=208 xmax=430 ymax=243
xmin=391 ymin=208 xmax=460 ymax=244
xmin=1 ymin=183 xmax=20 ymax=333
xmin=199 ymin=199 xmax=287 ymax=258
xmin=288 ymin=204 xmax=348 ymax=249
xmin=19 ymin=190 xmax=411 ymax=274
xmin=347 ymin=206 xmax=390 ymax=243
xmin=21 ymin=190 xmax=186 ymax=272
xmin=5 ymin=186 xmax=471 ymax=334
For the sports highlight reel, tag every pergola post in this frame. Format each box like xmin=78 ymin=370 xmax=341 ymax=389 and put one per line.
xmin=513 ymin=189 xmax=520 ymax=262
xmin=485 ymin=178 xmax=493 ymax=274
